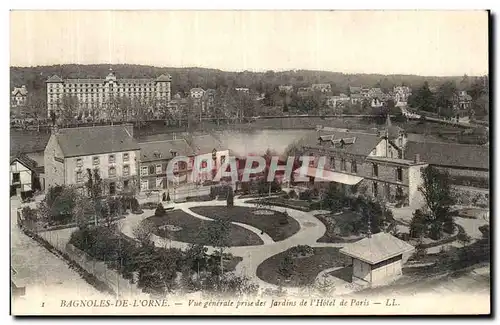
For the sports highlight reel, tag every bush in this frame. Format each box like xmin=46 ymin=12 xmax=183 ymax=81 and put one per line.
xmin=289 ymin=245 xmax=314 ymax=258
xmin=288 ymin=190 xmax=297 ymax=199
xmin=141 ymin=202 xmax=158 ymax=210
xmin=155 ymin=203 xmax=166 ymax=216
xmin=130 ymin=198 xmax=141 ymax=213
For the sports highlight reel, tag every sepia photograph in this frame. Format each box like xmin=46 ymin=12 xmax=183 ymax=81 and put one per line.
xmin=9 ymin=9 xmax=490 ymax=316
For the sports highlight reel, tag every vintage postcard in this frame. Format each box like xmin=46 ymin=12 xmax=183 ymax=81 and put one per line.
xmin=9 ymin=10 xmax=490 ymax=316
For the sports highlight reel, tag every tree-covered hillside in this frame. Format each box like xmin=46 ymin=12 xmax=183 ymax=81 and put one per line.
xmin=10 ymin=64 xmax=476 ymax=98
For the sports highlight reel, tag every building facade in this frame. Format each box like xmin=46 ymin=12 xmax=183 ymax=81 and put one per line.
xmin=11 ymin=85 xmax=28 ymax=107
xmin=393 ymin=86 xmax=412 ymax=107
xmin=311 ymin=84 xmax=332 ymax=93
xmin=138 ymin=139 xmax=196 ymax=192
xmin=43 ymin=124 xmax=140 ymax=195
xmin=340 ymin=232 xmax=415 ymax=286
xmin=46 ymin=71 xmax=172 ymax=117
xmin=298 ymin=122 xmax=428 ymax=207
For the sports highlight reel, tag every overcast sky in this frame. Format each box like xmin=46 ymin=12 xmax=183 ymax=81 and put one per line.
xmin=10 ymin=10 xmax=488 ymax=76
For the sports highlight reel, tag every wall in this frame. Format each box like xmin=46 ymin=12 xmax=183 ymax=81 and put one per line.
xmin=43 ymin=134 xmax=65 ymax=189
xmin=352 ymin=259 xmax=371 ymax=283
xmin=10 ymin=161 xmax=32 ymax=191
xmin=408 ymin=164 xmax=428 ymax=208
xmin=64 ymin=150 xmax=139 ymax=186
xmin=370 ymin=257 xmax=403 ymax=285
xmin=436 ymin=166 xmax=489 ymax=179
xmin=452 ymin=185 xmax=489 ymax=208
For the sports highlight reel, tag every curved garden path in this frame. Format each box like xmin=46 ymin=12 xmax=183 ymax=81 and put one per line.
xmin=118 ymin=197 xmax=345 ymax=291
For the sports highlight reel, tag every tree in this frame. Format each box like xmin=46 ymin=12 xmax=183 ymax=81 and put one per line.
xmin=72 ymin=193 xmax=95 ymax=229
xmin=418 ymin=166 xmax=455 ymax=240
xmin=409 ymin=209 xmax=428 ymax=238
xmin=201 ymin=219 xmax=231 ymax=277
xmin=132 ymin=219 xmax=156 ymax=247
xmin=408 ymin=81 xmax=436 ymax=113
xmin=278 ymin=254 xmax=295 ymax=279
xmin=86 ymin=168 xmax=103 ymax=226
xmin=226 ymin=187 xmax=234 ymax=207
xmin=435 ymin=81 xmax=457 ymax=118
xmin=155 ymin=203 xmax=166 ymax=216
xmin=457 ymin=232 xmax=472 ymax=247
xmin=59 ymin=94 xmax=79 ymax=126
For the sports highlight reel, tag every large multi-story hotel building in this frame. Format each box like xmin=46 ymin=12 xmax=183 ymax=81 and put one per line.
xmin=46 ymin=70 xmax=172 ymax=118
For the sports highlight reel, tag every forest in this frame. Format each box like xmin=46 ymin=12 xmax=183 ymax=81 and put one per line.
xmin=10 ymin=64 xmax=480 ymax=99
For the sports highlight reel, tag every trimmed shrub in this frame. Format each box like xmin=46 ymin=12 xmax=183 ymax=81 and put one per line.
xmin=155 ymin=203 xmax=166 ymax=217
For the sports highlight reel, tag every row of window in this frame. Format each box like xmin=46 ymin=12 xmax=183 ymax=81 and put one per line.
xmin=76 ymin=165 xmax=130 ymax=183
xmin=310 ymin=155 xmax=403 ymax=182
xmin=50 ymin=82 xmax=169 ymax=89
xmin=76 ymin=153 xmax=129 ymax=167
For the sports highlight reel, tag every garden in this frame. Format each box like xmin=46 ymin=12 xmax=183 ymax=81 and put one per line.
xmin=145 ymin=206 xmax=264 ymax=246
xmin=69 ymin=221 xmax=249 ymax=296
xmin=189 ymin=205 xmax=300 ymax=242
xmin=256 ymin=245 xmax=348 ymax=287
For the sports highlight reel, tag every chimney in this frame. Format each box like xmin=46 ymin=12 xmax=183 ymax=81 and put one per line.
xmin=414 ymin=154 xmax=420 ymax=163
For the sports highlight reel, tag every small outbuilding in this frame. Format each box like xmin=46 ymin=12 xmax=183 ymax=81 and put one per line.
xmin=340 ymin=232 xmax=415 ymax=286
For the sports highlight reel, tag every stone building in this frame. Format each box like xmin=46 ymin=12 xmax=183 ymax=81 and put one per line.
xmin=297 ymin=118 xmax=428 ymax=207
xmin=46 ymin=70 xmax=171 ymax=118
xmin=11 ymin=85 xmax=28 ymax=107
xmin=43 ymin=124 xmax=140 ymax=195
xmin=138 ymin=139 xmax=196 ymax=192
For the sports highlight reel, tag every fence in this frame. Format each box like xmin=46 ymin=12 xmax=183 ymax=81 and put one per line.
xmin=64 ymin=243 xmax=144 ymax=299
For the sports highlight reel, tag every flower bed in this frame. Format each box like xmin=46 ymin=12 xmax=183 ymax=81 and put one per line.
xmin=147 ymin=210 xmax=263 ymax=246
xmin=256 ymin=247 xmax=348 ymax=287
xmin=190 ymin=206 xmax=300 ymax=242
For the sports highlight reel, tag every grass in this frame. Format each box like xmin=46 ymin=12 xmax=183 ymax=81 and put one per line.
xmin=256 ymin=247 xmax=348 ymax=287
xmin=190 ymin=205 xmax=300 ymax=242
xmin=315 ymin=212 xmax=364 ymax=243
xmin=146 ymin=209 xmax=264 ymax=246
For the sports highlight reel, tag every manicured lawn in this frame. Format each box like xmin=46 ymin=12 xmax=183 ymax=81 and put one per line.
xmin=256 ymin=247 xmax=348 ymax=287
xmin=315 ymin=212 xmax=364 ymax=243
xmin=190 ymin=206 xmax=300 ymax=242
xmin=146 ymin=210 xmax=264 ymax=246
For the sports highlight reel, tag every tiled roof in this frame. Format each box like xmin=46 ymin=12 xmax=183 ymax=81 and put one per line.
xmin=53 ymin=125 xmax=139 ymax=158
xmin=404 ymin=141 xmax=489 ymax=170
xmin=340 ymin=232 xmax=415 ymax=265
xmin=46 ymin=75 xmax=63 ymax=83
xmin=10 ymin=154 xmax=38 ymax=172
xmin=139 ymin=139 xmax=195 ymax=162
xmin=303 ymin=130 xmax=382 ymax=157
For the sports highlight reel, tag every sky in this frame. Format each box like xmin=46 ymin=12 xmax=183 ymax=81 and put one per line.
xmin=9 ymin=10 xmax=489 ymax=76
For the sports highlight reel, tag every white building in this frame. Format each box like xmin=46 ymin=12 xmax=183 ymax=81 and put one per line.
xmin=10 ymin=155 xmax=38 ymax=196
xmin=11 ymin=85 xmax=28 ymax=107
xmin=43 ymin=124 xmax=140 ymax=195
xmin=340 ymin=232 xmax=415 ymax=286
xmin=46 ymin=70 xmax=172 ymax=117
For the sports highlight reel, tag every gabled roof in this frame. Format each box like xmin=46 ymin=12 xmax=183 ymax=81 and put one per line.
xmin=53 ymin=125 xmax=139 ymax=158
xmin=10 ymin=154 xmax=38 ymax=172
xmin=404 ymin=141 xmax=489 ymax=170
xmin=340 ymin=232 xmax=415 ymax=265
xmin=46 ymin=75 xmax=63 ymax=83
xmin=349 ymin=86 xmax=361 ymax=93
xmin=191 ymin=87 xmax=205 ymax=92
xmin=305 ymin=131 xmax=383 ymax=157
xmin=190 ymin=134 xmax=225 ymax=154
xmin=139 ymin=139 xmax=196 ymax=162
xmin=12 ymin=87 xmax=28 ymax=96
xmin=156 ymin=74 xmax=172 ymax=82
